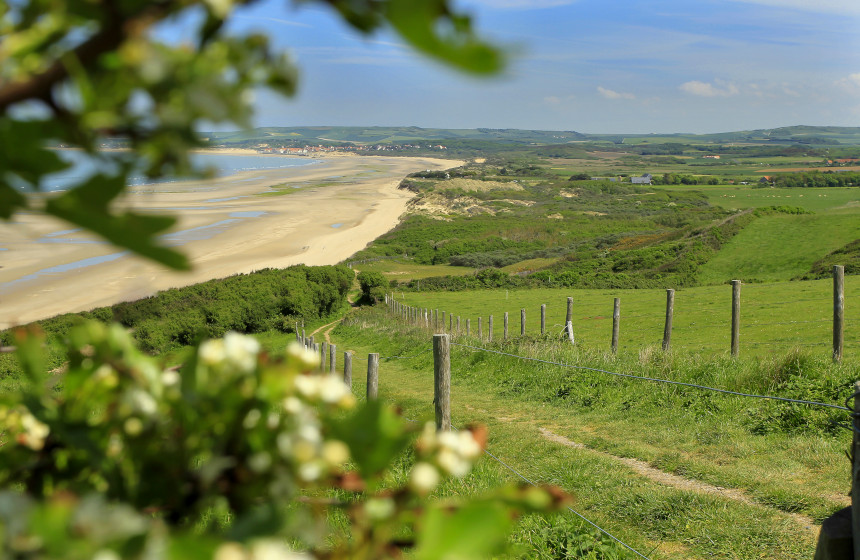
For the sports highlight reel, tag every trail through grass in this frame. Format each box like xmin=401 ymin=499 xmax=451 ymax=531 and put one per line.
xmin=326 ymin=306 xmax=852 ymax=558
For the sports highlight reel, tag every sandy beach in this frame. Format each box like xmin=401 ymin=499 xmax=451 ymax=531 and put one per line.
xmin=0 ymin=154 xmax=460 ymax=329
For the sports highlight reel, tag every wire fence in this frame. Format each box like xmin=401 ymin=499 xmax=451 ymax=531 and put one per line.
xmin=383 ymin=271 xmax=854 ymax=358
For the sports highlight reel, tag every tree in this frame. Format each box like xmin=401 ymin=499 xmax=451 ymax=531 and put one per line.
xmin=0 ymin=2 xmax=571 ymax=558
xmin=0 ymin=0 xmax=502 ymax=269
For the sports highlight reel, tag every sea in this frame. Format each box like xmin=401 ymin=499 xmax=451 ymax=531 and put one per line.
xmin=38 ymin=150 xmax=319 ymax=191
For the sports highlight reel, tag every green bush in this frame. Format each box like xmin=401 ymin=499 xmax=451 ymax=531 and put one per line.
xmin=358 ymin=271 xmax=389 ymax=304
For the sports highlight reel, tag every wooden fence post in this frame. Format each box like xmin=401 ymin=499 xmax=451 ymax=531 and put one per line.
xmin=367 ymin=353 xmax=379 ymax=401
xmin=329 ymin=344 xmax=336 ymax=373
xmin=611 ymin=298 xmax=620 ymax=354
xmin=442 ymin=311 xmax=446 ymax=332
xmin=433 ymin=334 xmax=451 ymax=431
xmin=731 ymin=280 xmax=741 ymax=357
xmin=434 ymin=309 xmax=439 ymax=331
xmin=521 ymin=308 xmax=526 ymax=336
xmin=504 ymin=312 xmax=509 ymax=340
xmin=343 ymin=352 xmax=352 ymax=389
xmin=302 ymin=329 xmax=306 ymax=346
xmin=541 ymin=304 xmax=546 ymax=335
xmin=566 ymin=321 xmax=574 ymax=344
xmin=835 ymin=265 xmax=845 ymax=363
xmin=488 ymin=315 xmax=494 ymax=342
xmin=457 ymin=316 xmax=461 ymax=334
xmin=466 ymin=318 xmax=471 ymax=337
xmin=663 ymin=289 xmax=675 ymax=352
xmin=478 ymin=317 xmax=483 ymax=341
xmin=449 ymin=313 xmax=453 ymax=332
xmin=565 ymin=296 xmax=573 ymax=339
xmin=320 ymin=342 xmax=327 ymax=370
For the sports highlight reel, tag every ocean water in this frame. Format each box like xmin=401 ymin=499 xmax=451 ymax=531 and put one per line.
xmin=39 ymin=151 xmax=319 ymax=191
xmin=0 ymin=152 xmax=321 ymax=291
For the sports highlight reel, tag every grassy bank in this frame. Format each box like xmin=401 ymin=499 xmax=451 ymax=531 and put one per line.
xmin=326 ymin=305 xmax=854 ymax=558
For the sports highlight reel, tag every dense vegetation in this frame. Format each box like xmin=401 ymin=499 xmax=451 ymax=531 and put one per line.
xmin=0 ymin=265 xmax=353 ymax=377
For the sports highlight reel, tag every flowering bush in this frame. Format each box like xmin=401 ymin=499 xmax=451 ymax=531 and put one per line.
xmin=0 ymin=322 xmax=567 ymax=559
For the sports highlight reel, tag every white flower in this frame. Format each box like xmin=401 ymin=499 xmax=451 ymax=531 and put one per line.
xmin=223 ymin=332 xmax=260 ymax=373
xmin=436 ymin=448 xmax=471 ymax=478
xmin=243 ymin=409 xmax=262 ymax=429
xmin=321 ymin=440 xmax=350 ymax=467
xmin=215 ymin=542 xmax=248 ymax=560
xmin=409 ymin=462 xmax=440 ymax=494
xmin=249 ymin=539 xmax=311 ymax=560
xmin=161 ymin=369 xmax=180 ymax=387
xmin=319 ymin=375 xmax=352 ymax=405
xmin=199 ymin=339 xmax=226 ymax=366
xmin=18 ymin=411 xmax=49 ymax=450
xmin=298 ymin=461 xmax=322 ymax=482
xmin=457 ymin=432 xmax=482 ymax=460
xmin=248 ymin=452 xmax=272 ymax=473
xmin=294 ymin=375 xmax=319 ymax=399
xmin=126 ymin=388 xmax=158 ymax=417
xmin=365 ymin=497 xmax=395 ymax=520
xmin=286 ymin=342 xmax=320 ymax=370
xmin=123 ymin=417 xmax=144 ymax=437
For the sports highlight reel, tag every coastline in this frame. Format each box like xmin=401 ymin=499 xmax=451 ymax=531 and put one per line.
xmin=0 ymin=154 xmax=462 ymax=329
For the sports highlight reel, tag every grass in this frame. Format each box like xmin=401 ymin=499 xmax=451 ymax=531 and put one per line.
xmin=325 ymin=306 xmax=852 ymax=558
xmin=353 ymin=259 xmax=476 ymax=282
xmin=698 ymin=213 xmax=860 ymax=283
xmin=660 ymin=185 xmax=860 ymax=213
xmin=384 ymin=277 xmax=859 ymax=358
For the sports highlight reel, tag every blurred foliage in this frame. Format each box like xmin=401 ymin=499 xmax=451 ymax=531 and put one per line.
xmin=0 ymin=0 xmax=503 ymax=269
xmin=0 ymin=324 xmax=567 ymax=558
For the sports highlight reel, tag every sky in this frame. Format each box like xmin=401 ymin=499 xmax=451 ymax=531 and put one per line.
xmin=169 ymin=0 xmax=860 ymax=134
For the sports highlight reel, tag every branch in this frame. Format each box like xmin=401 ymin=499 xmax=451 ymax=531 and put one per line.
xmin=0 ymin=2 xmax=173 ymax=111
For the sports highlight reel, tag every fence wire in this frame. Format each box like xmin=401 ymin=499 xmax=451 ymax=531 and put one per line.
xmin=480 ymin=447 xmax=652 ymax=560
xmin=450 ymin=342 xmax=851 ymax=412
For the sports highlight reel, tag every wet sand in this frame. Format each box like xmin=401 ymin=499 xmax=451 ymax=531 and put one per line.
xmin=0 ymin=154 xmax=459 ymax=329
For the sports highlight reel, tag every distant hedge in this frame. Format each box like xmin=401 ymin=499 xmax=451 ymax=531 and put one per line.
xmin=1 ymin=265 xmax=353 ymax=356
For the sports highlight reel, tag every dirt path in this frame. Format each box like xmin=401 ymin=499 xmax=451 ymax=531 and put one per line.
xmin=309 ymin=319 xmax=342 ymax=344
xmin=538 ymin=427 xmax=820 ymax=536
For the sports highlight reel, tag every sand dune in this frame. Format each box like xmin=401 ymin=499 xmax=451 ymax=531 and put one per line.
xmin=0 ymin=154 xmax=460 ymax=329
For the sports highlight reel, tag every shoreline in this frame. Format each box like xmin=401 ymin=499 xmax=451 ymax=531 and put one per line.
xmin=0 ymin=154 xmax=462 ymax=329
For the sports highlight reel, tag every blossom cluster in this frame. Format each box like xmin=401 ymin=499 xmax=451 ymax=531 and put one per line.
xmin=409 ymin=422 xmax=484 ymax=494
xmin=0 ymin=405 xmax=50 ymax=450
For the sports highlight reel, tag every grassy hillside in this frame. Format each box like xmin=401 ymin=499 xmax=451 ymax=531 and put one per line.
xmin=204 ymin=125 xmax=860 ymax=148
xmin=328 ymin=305 xmax=855 ymax=558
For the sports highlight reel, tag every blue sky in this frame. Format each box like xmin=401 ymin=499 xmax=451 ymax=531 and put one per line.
xmin=176 ymin=0 xmax=860 ymax=134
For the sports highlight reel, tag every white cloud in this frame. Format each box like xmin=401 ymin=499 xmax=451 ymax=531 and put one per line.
xmin=597 ymin=86 xmax=635 ymax=100
xmin=679 ymin=80 xmax=739 ymax=97
xmin=834 ymin=73 xmax=860 ymax=92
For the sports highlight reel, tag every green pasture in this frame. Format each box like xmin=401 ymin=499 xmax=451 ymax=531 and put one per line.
xmin=390 ymin=277 xmax=859 ymax=358
xmin=698 ymin=213 xmax=860 ymax=284
xmin=330 ymin=306 xmax=854 ymax=558
xmin=659 ymin=185 xmax=860 ymax=212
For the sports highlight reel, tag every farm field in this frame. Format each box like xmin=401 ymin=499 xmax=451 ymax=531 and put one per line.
xmin=660 ymin=185 xmax=860 ymax=213
xmin=698 ymin=214 xmax=860 ymax=284
xmin=381 ymin=277 xmax=859 ymax=358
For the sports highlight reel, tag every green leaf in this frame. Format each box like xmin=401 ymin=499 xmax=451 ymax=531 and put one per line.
xmin=329 ymin=400 xmax=412 ymax=481
xmin=0 ymin=183 xmax=27 ymax=219
xmin=385 ymin=0 xmax=503 ymax=75
xmin=0 ymin=118 xmax=70 ymax=188
xmin=44 ymin=172 xmax=190 ymax=270
xmin=415 ymin=501 xmax=513 ymax=560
